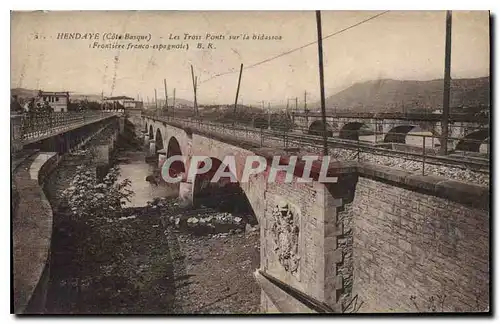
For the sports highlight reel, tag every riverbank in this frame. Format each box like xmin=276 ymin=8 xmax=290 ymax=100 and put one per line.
xmin=43 ymin=145 xmax=261 ymax=314
xmin=168 ymin=228 xmax=260 ymax=314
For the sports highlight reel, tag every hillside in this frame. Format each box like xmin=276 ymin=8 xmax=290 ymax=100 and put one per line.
xmin=11 ymin=88 xmax=39 ymax=99
xmin=317 ymin=77 xmax=490 ymax=113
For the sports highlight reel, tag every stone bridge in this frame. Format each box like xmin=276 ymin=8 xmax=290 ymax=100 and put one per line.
xmin=142 ymin=115 xmax=489 ymax=313
xmin=291 ymin=112 xmax=490 ymax=153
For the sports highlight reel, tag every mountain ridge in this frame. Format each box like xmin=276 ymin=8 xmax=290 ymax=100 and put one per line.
xmin=315 ymin=76 xmax=490 ymax=113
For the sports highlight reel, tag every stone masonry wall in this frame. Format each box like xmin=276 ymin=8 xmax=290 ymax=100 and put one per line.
xmin=351 ymin=176 xmax=489 ymax=312
xmin=261 ymin=181 xmax=322 ymax=302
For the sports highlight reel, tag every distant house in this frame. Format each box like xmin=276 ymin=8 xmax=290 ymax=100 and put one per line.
xmin=103 ymin=96 xmax=136 ymax=110
xmin=36 ymin=91 xmax=70 ymax=112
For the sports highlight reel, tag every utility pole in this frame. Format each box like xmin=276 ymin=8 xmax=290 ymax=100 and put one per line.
xmin=173 ymin=88 xmax=176 ymax=117
xmin=154 ymin=88 xmax=158 ymax=111
xmin=295 ymin=97 xmax=298 ymax=113
xmin=304 ymin=90 xmax=307 ymax=113
xmin=195 ymin=76 xmax=198 ymax=116
xmin=191 ymin=65 xmax=198 ymax=117
xmin=316 ymin=10 xmax=329 ymax=156
xmin=267 ymin=102 xmax=271 ymax=130
xmin=233 ymin=63 xmax=244 ymax=118
xmin=164 ymin=79 xmax=168 ymax=112
xmin=440 ymin=10 xmax=452 ymax=155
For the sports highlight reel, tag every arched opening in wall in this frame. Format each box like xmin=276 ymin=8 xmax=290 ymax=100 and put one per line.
xmin=384 ymin=125 xmax=417 ymax=144
xmin=455 ymin=128 xmax=490 ymax=153
xmin=270 ymin=113 xmax=295 ymax=131
xmin=155 ymin=129 xmax=164 ymax=154
xmin=339 ymin=122 xmax=368 ymax=141
xmin=149 ymin=125 xmax=154 ymax=139
xmin=384 ymin=125 xmax=441 ymax=153
xmin=193 ymin=157 xmax=257 ymax=225
xmin=308 ymin=120 xmax=333 ymax=137
xmin=253 ymin=116 xmax=269 ymax=129
xmin=165 ymin=136 xmax=186 ymax=178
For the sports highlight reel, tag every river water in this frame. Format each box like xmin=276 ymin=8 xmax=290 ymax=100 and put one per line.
xmin=116 ymin=151 xmax=178 ymax=207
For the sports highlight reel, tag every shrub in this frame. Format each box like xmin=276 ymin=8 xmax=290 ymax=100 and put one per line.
xmin=62 ymin=164 xmax=134 ymax=220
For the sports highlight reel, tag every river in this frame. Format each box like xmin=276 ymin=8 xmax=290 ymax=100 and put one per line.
xmin=116 ymin=150 xmax=178 ymax=207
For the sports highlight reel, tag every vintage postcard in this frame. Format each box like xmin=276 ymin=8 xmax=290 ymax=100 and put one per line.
xmin=10 ymin=10 xmax=490 ymax=314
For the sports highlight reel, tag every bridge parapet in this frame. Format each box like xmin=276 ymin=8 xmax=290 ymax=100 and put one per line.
xmin=292 ymin=111 xmax=489 ymax=123
xmin=11 ymin=112 xmax=118 ymax=148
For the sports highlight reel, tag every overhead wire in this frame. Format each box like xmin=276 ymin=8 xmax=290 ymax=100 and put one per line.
xmin=199 ymin=11 xmax=390 ymax=85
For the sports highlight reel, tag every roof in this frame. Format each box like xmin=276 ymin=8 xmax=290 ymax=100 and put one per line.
xmin=104 ymin=96 xmax=135 ymax=101
xmin=38 ymin=91 xmax=69 ymax=96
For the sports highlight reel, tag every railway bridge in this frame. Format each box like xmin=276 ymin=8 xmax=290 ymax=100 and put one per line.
xmin=142 ymin=113 xmax=489 ymax=313
xmin=291 ymin=111 xmax=489 ymax=152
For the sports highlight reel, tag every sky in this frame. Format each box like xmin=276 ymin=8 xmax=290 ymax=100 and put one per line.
xmin=10 ymin=10 xmax=490 ymax=106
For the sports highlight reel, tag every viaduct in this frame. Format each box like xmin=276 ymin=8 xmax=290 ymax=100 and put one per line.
xmin=142 ymin=114 xmax=489 ymax=313
xmin=289 ymin=112 xmax=489 ymax=153
xmin=11 ymin=111 xmax=490 ymax=313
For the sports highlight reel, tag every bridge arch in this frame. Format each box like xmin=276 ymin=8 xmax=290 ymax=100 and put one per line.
xmin=384 ymin=125 xmax=417 ymax=143
xmin=155 ymin=128 xmax=164 ymax=154
xmin=253 ymin=115 xmax=269 ymax=129
xmin=192 ymin=156 xmax=257 ymax=224
xmin=308 ymin=120 xmax=333 ymax=137
xmin=165 ymin=136 xmax=186 ymax=177
xmin=270 ymin=113 xmax=294 ymax=131
xmin=339 ymin=122 xmax=366 ymax=141
xmin=455 ymin=128 xmax=490 ymax=152
xmin=384 ymin=125 xmax=442 ymax=150
xmin=149 ymin=124 xmax=154 ymax=139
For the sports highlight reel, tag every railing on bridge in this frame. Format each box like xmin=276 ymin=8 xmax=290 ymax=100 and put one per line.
xmin=142 ymin=110 xmax=490 ymax=179
xmin=11 ymin=111 xmax=119 ymax=144
xmin=290 ymin=110 xmax=490 ymax=123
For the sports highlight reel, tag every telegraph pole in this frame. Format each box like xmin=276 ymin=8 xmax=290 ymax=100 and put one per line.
xmin=316 ymin=10 xmax=329 ymax=156
xmin=173 ymin=88 xmax=176 ymax=116
xmin=304 ymin=90 xmax=307 ymax=113
xmin=191 ymin=65 xmax=198 ymax=117
xmin=164 ymin=79 xmax=168 ymax=112
xmin=267 ymin=102 xmax=271 ymax=130
xmin=154 ymin=89 xmax=158 ymax=111
xmin=295 ymin=97 xmax=298 ymax=113
xmin=440 ymin=10 xmax=452 ymax=155
xmin=233 ymin=63 xmax=244 ymax=117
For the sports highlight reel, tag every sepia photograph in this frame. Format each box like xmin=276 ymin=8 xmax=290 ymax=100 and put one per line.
xmin=10 ymin=9 xmax=491 ymax=315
